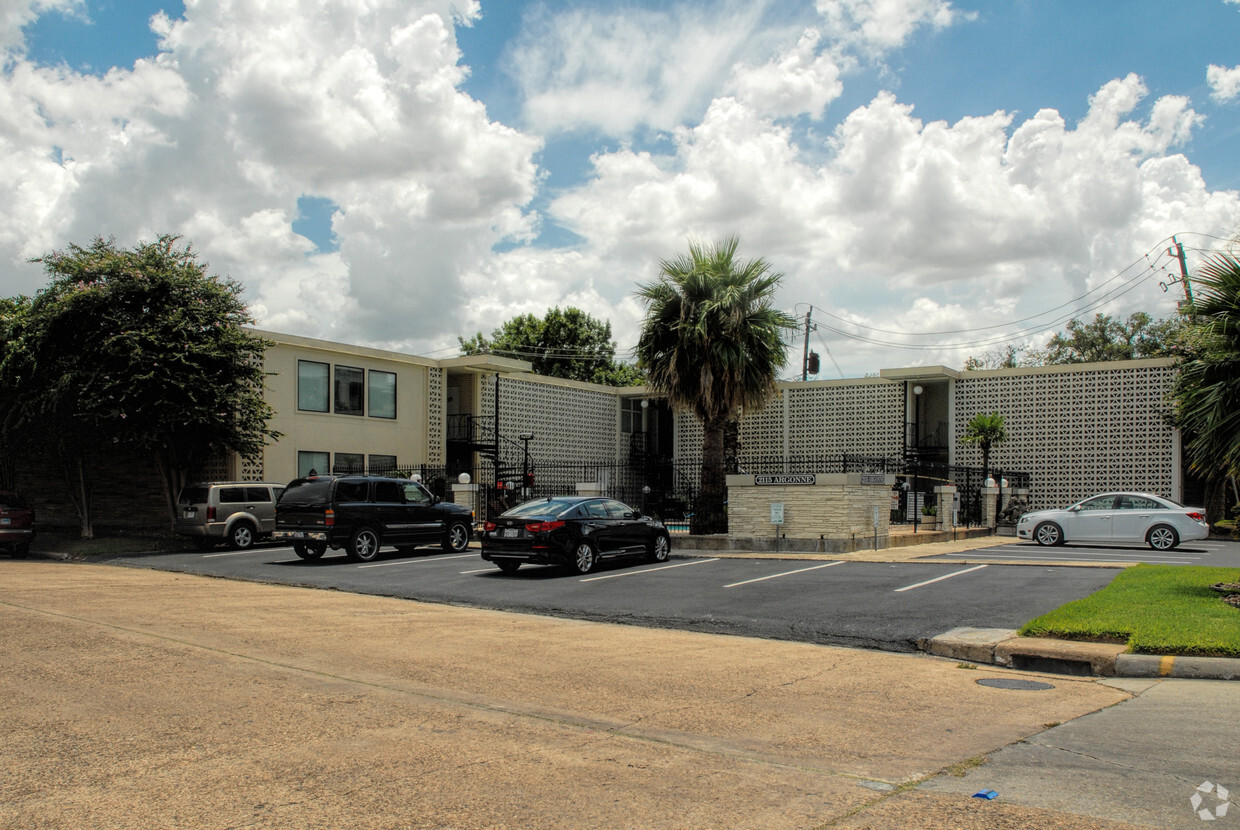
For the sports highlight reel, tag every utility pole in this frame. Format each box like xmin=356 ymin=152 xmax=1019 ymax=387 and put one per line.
xmin=801 ymin=308 xmax=812 ymax=381
xmin=1171 ymin=236 xmax=1194 ymax=306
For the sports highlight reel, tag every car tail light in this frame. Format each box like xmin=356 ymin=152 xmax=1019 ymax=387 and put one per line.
xmin=206 ymin=506 xmax=216 ymax=521
xmin=483 ymin=521 xmax=497 ymax=532
xmin=325 ymin=508 xmax=334 ymax=528
xmin=1187 ymin=512 xmax=1206 ymax=522
xmin=525 ymin=520 xmax=565 ymax=533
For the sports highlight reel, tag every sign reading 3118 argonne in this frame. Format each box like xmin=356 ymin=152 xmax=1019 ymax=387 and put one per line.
xmin=754 ymin=475 xmax=816 ymax=486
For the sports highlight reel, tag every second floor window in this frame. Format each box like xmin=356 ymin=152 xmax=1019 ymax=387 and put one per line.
xmin=335 ymin=365 xmax=364 ymax=416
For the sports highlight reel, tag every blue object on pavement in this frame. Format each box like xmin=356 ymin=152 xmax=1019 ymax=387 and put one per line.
xmin=972 ymin=789 xmax=998 ymax=800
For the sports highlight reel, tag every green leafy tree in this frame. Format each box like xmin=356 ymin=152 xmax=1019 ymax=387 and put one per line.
xmin=1030 ymin=312 xmax=1186 ymax=364
xmin=635 ymin=236 xmax=795 ymax=534
xmin=0 ymin=235 xmax=279 ymax=536
xmin=459 ymin=307 xmax=643 ymax=386
xmin=1174 ymin=252 xmax=1240 ymax=522
xmin=961 ymin=411 xmax=1009 ymax=488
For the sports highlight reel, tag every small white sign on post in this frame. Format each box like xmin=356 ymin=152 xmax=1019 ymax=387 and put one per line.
xmin=770 ymin=502 xmax=785 ymax=526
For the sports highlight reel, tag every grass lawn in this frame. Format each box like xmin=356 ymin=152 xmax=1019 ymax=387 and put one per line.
xmin=1020 ymin=564 xmax=1240 ymax=658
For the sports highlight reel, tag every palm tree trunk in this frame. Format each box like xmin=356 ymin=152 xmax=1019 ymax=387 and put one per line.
xmin=695 ymin=416 xmax=728 ymax=535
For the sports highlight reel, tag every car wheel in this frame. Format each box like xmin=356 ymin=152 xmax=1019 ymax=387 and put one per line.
xmin=648 ymin=533 xmax=670 ymax=563
xmin=293 ymin=541 xmax=325 ymax=561
xmin=346 ymin=527 xmax=382 ymax=562
xmin=1147 ymin=525 xmax=1179 ymax=551
xmin=229 ymin=521 xmax=256 ymax=550
xmin=442 ymin=521 xmax=470 ymax=552
xmin=571 ymin=541 xmax=598 ymax=575
xmin=497 ymin=560 xmax=521 ymax=575
xmin=1033 ymin=521 xmax=1064 ymax=547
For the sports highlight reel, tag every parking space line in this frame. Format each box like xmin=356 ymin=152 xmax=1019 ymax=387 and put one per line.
xmin=579 ymin=558 xmax=719 ymax=582
xmin=358 ymin=553 xmax=476 ymax=569
xmin=203 ymin=549 xmax=272 ymax=558
xmin=459 ymin=567 xmax=494 ymax=574
xmin=723 ymin=561 xmax=846 ymax=589
xmin=895 ymin=564 xmax=988 ymax=593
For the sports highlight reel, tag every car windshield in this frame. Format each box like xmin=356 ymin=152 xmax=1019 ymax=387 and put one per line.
xmin=503 ymin=498 xmax=579 ymax=519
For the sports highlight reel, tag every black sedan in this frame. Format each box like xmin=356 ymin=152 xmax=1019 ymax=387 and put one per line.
xmin=480 ymin=496 xmax=671 ymax=575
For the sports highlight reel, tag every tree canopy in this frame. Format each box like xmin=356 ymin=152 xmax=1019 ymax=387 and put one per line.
xmin=0 ymin=235 xmax=279 ymax=536
xmin=635 ymin=236 xmax=795 ymax=534
xmin=1174 ymin=252 xmax=1240 ymax=483
xmin=459 ymin=307 xmax=643 ymax=386
xmin=964 ymin=312 xmax=1189 ymax=370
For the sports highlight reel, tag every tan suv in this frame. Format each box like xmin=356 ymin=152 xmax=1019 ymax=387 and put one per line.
xmin=175 ymin=482 xmax=286 ymax=550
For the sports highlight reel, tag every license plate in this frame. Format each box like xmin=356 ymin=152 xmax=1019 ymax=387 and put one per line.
xmin=503 ymin=528 xmax=519 ymax=538
xmin=183 ymin=510 xmax=196 ymax=518
xmin=0 ymin=518 xmax=9 ymax=526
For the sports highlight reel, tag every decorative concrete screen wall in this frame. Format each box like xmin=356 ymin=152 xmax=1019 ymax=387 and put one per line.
xmin=952 ymin=359 xmax=1178 ymax=509
xmin=675 ymin=378 xmax=903 ymax=467
xmin=479 ymin=374 xmax=622 ymax=463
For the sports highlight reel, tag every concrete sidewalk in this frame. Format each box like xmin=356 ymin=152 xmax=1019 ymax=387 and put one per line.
xmin=0 ymin=560 xmax=1149 ymax=829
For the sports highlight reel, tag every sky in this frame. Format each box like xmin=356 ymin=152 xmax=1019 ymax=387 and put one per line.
xmin=5 ymin=0 xmax=1240 ymax=379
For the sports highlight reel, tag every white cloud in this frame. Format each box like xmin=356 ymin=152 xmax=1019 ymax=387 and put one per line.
xmin=0 ymin=0 xmax=541 ymax=353
xmin=815 ymin=0 xmax=970 ymax=54
xmin=1207 ymin=63 xmax=1240 ymax=102
xmin=531 ymin=78 xmax=1240 ymax=374
xmin=727 ymin=28 xmax=844 ymax=120
xmin=506 ymin=1 xmax=778 ymax=136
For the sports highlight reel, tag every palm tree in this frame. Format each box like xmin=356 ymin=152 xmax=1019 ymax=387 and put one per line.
xmin=961 ymin=411 xmax=1008 ymax=487
xmin=1174 ymin=252 xmax=1240 ymax=522
xmin=635 ymin=237 xmax=795 ymax=535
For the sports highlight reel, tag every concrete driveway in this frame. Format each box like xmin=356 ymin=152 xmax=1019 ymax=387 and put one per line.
xmin=0 ymin=560 xmax=1164 ymax=828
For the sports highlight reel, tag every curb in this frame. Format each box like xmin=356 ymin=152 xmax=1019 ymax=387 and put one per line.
xmin=923 ymin=627 xmax=1240 ymax=681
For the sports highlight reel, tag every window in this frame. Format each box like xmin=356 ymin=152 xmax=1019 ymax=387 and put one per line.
xmin=1078 ymin=496 xmax=1116 ymax=511
xmin=297 ymin=361 xmax=330 ymax=412
xmin=298 ymin=451 xmax=329 ymax=478
xmin=620 ymin=398 xmax=646 ymax=433
xmin=219 ymin=487 xmax=247 ymax=504
xmin=369 ymin=371 xmax=396 ymax=419
xmin=336 ymin=480 xmax=368 ymax=502
xmin=403 ymin=483 xmax=431 ymax=504
xmin=245 ymin=486 xmax=273 ymax=503
xmin=335 ymin=365 xmax=364 ymax=415
xmin=334 ymin=452 xmax=364 ymax=474
xmin=372 ymin=480 xmax=404 ymax=503
xmin=368 ymin=454 xmax=398 ymax=474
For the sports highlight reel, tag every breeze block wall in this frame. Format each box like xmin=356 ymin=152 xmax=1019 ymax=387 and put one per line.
xmin=952 ymin=359 xmax=1178 ymax=509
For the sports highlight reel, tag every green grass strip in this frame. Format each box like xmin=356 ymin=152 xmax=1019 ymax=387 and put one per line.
xmin=1020 ymin=564 xmax=1240 ymax=658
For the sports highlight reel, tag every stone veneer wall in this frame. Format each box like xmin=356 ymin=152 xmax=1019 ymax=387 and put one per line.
xmin=726 ymin=474 xmax=893 ymax=540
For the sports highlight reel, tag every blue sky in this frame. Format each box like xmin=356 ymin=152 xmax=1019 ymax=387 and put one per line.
xmin=6 ymin=0 xmax=1240 ymax=375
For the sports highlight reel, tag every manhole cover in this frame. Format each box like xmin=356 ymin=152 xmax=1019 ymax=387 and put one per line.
xmin=976 ymin=677 xmax=1055 ymax=691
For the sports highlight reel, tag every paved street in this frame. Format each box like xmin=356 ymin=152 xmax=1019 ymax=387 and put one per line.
xmin=5 ymin=560 xmax=1225 ymax=829
xmin=105 ymin=543 xmax=1122 ymax=652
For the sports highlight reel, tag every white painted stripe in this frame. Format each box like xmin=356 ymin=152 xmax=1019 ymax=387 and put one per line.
xmin=724 ymin=560 xmax=846 ymax=588
xmin=579 ymin=558 xmax=719 ymax=582
xmin=895 ymin=564 xmax=988 ymax=593
xmin=459 ymin=567 xmax=496 ymax=574
xmin=203 ymin=549 xmax=270 ymax=558
xmin=358 ymin=553 xmax=476 ymax=569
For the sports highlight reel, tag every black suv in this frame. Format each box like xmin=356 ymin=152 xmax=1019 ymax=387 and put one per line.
xmin=273 ymin=475 xmax=473 ymax=562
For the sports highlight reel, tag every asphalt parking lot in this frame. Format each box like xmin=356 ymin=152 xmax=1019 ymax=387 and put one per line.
xmin=107 ymin=541 xmax=1124 ymax=652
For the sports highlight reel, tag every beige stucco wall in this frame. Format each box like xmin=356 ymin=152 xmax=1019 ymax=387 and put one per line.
xmin=257 ymin=331 xmax=437 ymax=483
xmin=726 ymin=474 xmax=894 ymax=540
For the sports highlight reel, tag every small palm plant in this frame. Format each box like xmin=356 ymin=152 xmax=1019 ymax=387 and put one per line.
xmin=961 ymin=411 xmax=1008 ymax=487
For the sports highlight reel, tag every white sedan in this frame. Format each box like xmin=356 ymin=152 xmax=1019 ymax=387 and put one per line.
xmin=1017 ymin=492 xmax=1210 ymax=551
